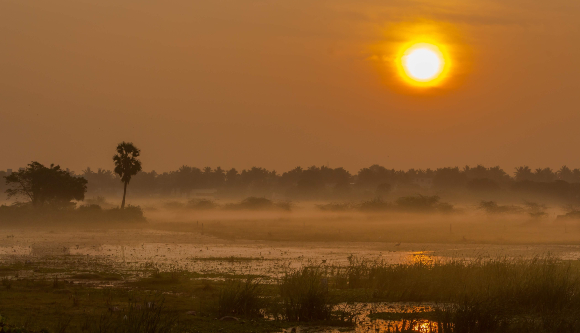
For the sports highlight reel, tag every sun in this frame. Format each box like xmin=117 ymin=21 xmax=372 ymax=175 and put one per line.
xmin=404 ymin=46 xmax=443 ymax=81
xmin=396 ymin=42 xmax=450 ymax=87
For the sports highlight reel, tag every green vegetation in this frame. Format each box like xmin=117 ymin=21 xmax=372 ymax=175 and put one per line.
xmin=3 ymin=256 xmax=580 ymax=332
xmin=278 ymin=268 xmax=333 ymax=321
xmin=218 ymin=278 xmax=264 ymax=317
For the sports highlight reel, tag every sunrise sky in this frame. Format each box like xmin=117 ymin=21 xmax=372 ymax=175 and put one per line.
xmin=2 ymin=0 xmax=579 ymax=173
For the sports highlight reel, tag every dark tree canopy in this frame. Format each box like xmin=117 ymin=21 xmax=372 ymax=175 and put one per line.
xmin=113 ymin=142 xmax=142 ymax=184
xmin=113 ymin=142 xmax=142 ymax=209
xmin=4 ymin=162 xmax=87 ymax=208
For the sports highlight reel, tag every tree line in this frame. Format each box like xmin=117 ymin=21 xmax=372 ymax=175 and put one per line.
xmin=5 ymin=138 xmax=580 ymax=206
xmin=78 ymin=164 xmax=580 ymax=196
xmin=2 ymin=142 xmax=141 ymax=209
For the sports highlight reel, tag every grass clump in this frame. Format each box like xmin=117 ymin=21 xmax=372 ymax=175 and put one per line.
xmin=1 ymin=277 xmax=12 ymax=289
xmin=218 ymin=278 xmax=264 ymax=317
xmin=279 ymin=267 xmax=332 ymax=322
xmin=93 ymin=295 xmax=177 ymax=333
xmin=338 ymin=256 xmax=580 ymax=313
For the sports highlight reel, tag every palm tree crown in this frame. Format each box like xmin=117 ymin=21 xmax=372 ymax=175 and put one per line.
xmin=113 ymin=142 xmax=142 ymax=208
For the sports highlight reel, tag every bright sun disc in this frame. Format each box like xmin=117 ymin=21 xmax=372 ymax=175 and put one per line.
xmin=399 ymin=43 xmax=447 ymax=86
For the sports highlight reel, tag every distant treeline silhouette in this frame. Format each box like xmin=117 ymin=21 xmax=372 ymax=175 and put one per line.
xmin=9 ymin=164 xmax=570 ymax=200
xmin=5 ymin=162 xmax=580 ymax=202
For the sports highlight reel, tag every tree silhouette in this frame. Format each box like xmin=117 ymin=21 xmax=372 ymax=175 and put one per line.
xmin=113 ymin=142 xmax=142 ymax=209
xmin=514 ymin=166 xmax=533 ymax=181
xmin=5 ymin=162 xmax=87 ymax=207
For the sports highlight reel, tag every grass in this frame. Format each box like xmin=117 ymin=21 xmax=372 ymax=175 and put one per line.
xmin=334 ymin=256 xmax=580 ymax=309
xmin=218 ymin=278 xmax=264 ymax=317
xmin=0 ymin=275 xmax=296 ymax=333
xmin=278 ymin=267 xmax=333 ymax=322
xmin=69 ymin=273 xmax=123 ymax=281
xmin=334 ymin=256 xmax=580 ymax=332
xmin=4 ymin=252 xmax=580 ymax=332
xmin=94 ymin=295 xmax=178 ymax=333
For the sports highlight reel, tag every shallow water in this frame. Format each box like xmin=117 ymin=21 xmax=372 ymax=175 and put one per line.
xmin=3 ymin=227 xmax=580 ymax=332
xmin=280 ymin=302 xmax=444 ymax=333
xmin=3 ymin=228 xmax=580 ymax=279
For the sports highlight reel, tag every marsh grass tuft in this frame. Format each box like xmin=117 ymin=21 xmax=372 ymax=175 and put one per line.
xmin=338 ymin=256 xmax=580 ymax=312
xmin=1 ymin=277 xmax=12 ymax=289
xmin=91 ymin=295 xmax=177 ymax=333
xmin=279 ymin=267 xmax=333 ymax=322
xmin=218 ymin=277 xmax=264 ymax=317
xmin=53 ymin=276 xmax=62 ymax=289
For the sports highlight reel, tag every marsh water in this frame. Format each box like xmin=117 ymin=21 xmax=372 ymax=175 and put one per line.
xmin=2 ymin=225 xmax=580 ymax=332
xmin=3 ymin=228 xmax=580 ymax=279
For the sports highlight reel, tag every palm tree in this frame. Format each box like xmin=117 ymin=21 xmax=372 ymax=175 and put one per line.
xmin=514 ymin=166 xmax=533 ymax=182
xmin=113 ymin=142 xmax=142 ymax=209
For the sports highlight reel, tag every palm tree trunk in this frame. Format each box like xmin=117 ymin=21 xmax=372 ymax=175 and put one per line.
xmin=121 ymin=181 xmax=127 ymax=209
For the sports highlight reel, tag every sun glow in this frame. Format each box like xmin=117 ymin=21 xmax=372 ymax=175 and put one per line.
xmin=396 ymin=42 xmax=451 ymax=87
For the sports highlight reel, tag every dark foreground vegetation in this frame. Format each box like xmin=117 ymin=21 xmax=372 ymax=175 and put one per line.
xmin=0 ymin=203 xmax=145 ymax=225
xmin=2 ymin=256 xmax=580 ymax=332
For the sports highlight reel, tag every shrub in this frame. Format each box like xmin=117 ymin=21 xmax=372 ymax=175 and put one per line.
xmin=163 ymin=201 xmax=185 ymax=210
xmin=186 ymin=199 xmax=218 ymax=210
xmin=224 ymin=197 xmax=290 ymax=211
xmin=358 ymin=197 xmax=391 ymax=212
xmin=105 ymin=205 xmax=146 ymax=222
xmin=316 ymin=202 xmax=353 ymax=211
xmin=218 ymin=278 xmax=264 ymax=317
xmin=479 ymin=201 xmax=521 ymax=214
xmin=85 ymin=196 xmax=108 ymax=207
xmin=336 ymin=256 xmax=580 ymax=313
xmin=396 ymin=195 xmax=443 ymax=212
xmin=0 ymin=203 xmax=146 ymax=224
xmin=94 ymin=295 xmax=177 ymax=333
xmin=275 ymin=201 xmax=292 ymax=211
xmin=279 ymin=267 xmax=332 ymax=321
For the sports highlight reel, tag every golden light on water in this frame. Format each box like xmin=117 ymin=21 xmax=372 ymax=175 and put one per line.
xmin=396 ymin=42 xmax=451 ymax=87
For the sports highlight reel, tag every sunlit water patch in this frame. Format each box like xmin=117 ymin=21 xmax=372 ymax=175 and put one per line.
xmin=280 ymin=302 xmax=446 ymax=333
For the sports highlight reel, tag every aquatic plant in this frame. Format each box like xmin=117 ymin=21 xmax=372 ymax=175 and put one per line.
xmin=218 ymin=277 xmax=264 ymax=317
xmin=279 ymin=267 xmax=333 ymax=321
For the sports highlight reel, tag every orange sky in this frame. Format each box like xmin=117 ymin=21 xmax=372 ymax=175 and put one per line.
xmin=1 ymin=0 xmax=579 ymax=173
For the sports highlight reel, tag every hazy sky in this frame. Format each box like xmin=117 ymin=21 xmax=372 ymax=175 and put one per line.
xmin=2 ymin=0 xmax=580 ymax=174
